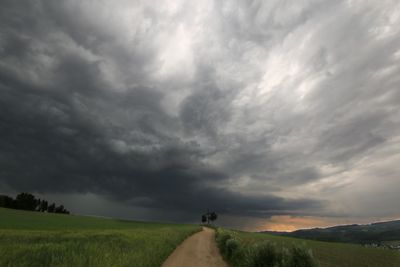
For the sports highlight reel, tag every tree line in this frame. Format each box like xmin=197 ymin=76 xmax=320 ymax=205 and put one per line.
xmin=0 ymin=192 xmax=70 ymax=214
xmin=202 ymin=210 xmax=218 ymax=224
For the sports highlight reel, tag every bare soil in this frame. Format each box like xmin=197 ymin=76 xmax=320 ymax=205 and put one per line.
xmin=162 ymin=227 xmax=229 ymax=267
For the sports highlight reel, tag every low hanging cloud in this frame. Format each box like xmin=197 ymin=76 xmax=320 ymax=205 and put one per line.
xmin=1 ymin=0 xmax=400 ymax=226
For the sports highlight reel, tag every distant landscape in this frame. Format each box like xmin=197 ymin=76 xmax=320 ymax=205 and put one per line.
xmin=263 ymin=220 xmax=400 ymax=250
xmin=1 ymin=207 xmax=400 ymax=267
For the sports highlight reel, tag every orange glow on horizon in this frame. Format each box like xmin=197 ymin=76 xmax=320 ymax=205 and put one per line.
xmin=259 ymin=215 xmax=400 ymax=232
xmin=260 ymin=215 xmax=332 ymax=232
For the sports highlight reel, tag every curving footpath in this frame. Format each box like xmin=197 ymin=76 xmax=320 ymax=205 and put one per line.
xmin=162 ymin=227 xmax=229 ymax=267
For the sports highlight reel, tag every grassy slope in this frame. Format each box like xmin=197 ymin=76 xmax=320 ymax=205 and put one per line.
xmin=0 ymin=208 xmax=201 ymax=267
xmin=233 ymin=230 xmax=400 ymax=267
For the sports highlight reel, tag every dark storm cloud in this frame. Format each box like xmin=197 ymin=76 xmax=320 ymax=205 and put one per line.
xmin=0 ymin=74 xmax=317 ymax=217
xmin=0 ymin=0 xmax=321 ymax=219
xmin=1 ymin=0 xmax=400 ymax=224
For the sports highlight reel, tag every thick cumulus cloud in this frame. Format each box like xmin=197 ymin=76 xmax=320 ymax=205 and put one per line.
xmin=1 ymin=0 xmax=400 ymax=225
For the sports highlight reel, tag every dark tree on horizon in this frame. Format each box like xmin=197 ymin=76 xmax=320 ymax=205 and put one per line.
xmin=15 ymin=193 xmax=38 ymax=211
xmin=202 ymin=214 xmax=207 ymax=223
xmin=39 ymin=200 xmax=48 ymax=212
xmin=55 ymin=204 xmax=69 ymax=214
xmin=47 ymin=203 xmax=56 ymax=213
xmin=201 ymin=211 xmax=218 ymax=225
xmin=0 ymin=195 xmax=15 ymax=209
xmin=209 ymin=211 xmax=218 ymax=223
xmin=0 ymin=193 xmax=70 ymax=214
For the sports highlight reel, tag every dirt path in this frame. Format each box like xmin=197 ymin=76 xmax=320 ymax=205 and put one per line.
xmin=162 ymin=227 xmax=229 ymax=267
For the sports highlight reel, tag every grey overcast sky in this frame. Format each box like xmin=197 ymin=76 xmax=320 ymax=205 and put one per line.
xmin=1 ymin=0 xmax=400 ymax=231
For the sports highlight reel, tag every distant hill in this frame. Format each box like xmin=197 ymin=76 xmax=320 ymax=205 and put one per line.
xmin=262 ymin=220 xmax=400 ymax=247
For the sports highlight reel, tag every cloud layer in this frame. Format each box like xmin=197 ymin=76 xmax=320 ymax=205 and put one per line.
xmin=1 ymin=0 xmax=400 ymax=226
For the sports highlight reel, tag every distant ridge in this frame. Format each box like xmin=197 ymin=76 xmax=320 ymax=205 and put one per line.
xmin=261 ymin=219 xmax=400 ymax=247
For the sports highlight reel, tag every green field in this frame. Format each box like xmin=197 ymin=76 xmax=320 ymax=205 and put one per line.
xmin=0 ymin=208 xmax=201 ymax=267
xmin=2 ymin=207 xmax=400 ymax=267
xmin=219 ymin=229 xmax=400 ymax=267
